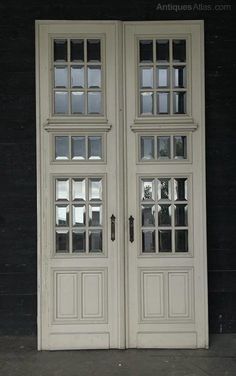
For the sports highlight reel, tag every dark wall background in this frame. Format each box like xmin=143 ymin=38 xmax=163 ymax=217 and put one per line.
xmin=0 ymin=0 xmax=235 ymax=335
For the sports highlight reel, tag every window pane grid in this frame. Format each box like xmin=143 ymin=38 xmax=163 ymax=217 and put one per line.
xmin=138 ymin=38 xmax=187 ymax=116
xmin=54 ymin=177 xmax=104 ymax=254
xmin=140 ymin=177 xmax=189 ymax=254
xmin=53 ymin=38 xmax=103 ymax=115
xmin=139 ymin=135 xmax=188 ymax=161
xmin=54 ymin=135 xmax=103 ymax=161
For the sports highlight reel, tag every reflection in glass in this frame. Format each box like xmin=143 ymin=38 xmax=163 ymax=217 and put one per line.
xmin=87 ymin=39 xmax=101 ymax=62
xmin=72 ymin=136 xmax=86 ymax=160
xmin=158 ymin=178 xmax=171 ymax=200
xmin=156 ymin=40 xmax=169 ymax=62
xmin=159 ymin=230 xmax=172 ymax=252
xmin=72 ymin=230 xmax=86 ymax=252
xmin=56 ymin=179 xmax=69 ymax=201
xmin=71 ymin=91 xmax=84 ymax=114
xmin=174 ymin=178 xmax=187 ymax=201
xmin=73 ymin=205 xmax=86 ymax=226
xmin=54 ymin=91 xmax=68 ymax=114
xmin=88 ymin=136 xmax=102 ymax=160
xmin=72 ymin=178 xmax=86 ymax=201
xmin=56 ymin=230 xmax=69 ymax=253
xmin=139 ymin=40 xmax=153 ymax=63
xmin=175 ymin=204 xmax=188 ymax=226
xmin=140 ymin=136 xmax=154 ymax=160
xmin=157 ymin=137 xmax=170 ymax=159
xmin=89 ymin=205 xmax=102 ymax=226
xmin=54 ymin=66 xmax=68 ymax=88
xmin=140 ymin=92 xmax=153 ymax=115
xmin=70 ymin=39 xmax=84 ymax=62
xmin=140 ymin=67 xmax=153 ymax=89
xmin=89 ymin=178 xmax=102 ymax=201
xmin=141 ymin=205 xmax=155 ymax=227
xmin=173 ymin=66 xmax=186 ymax=88
xmin=88 ymin=66 xmax=101 ymax=88
xmin=89 ymin=230 xmax=102 ymax=252
xmin=88 ymin=92 xmax=102 ymax=114
xmin=157 ymin=92 xmax=169 ymax=114
xmin=71 ymin=66 xmax=84 ymax=88
xmin=174 ymin=136 xmax=187 ymax=159
xmin=173 ymin=92 xmax=186 ymax=114
xmin=56 ymin=205 xmax=69 ymax=226
xmin=173 ymin=40 xmax=186 ymax=62
xmin=175 ymin=230 xmax=188 ymax=252
xmin=158 ymin=205 xmax=171 ymax=226
xmin=55 ymin=136 xmax=69 ymax=160
xmin=54 ymin=39 xmax=67 ymax=62
xmin=142 ymin=230 xmax=155 ymax=252
xmin=141 ymin=179 xmax=155 ymax=201
xmin=157 ymin=67 xmax=169 ymax=88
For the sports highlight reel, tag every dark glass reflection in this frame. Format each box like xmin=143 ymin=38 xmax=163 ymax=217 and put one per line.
xmin=70 ymin=39 xmax=84 ymax=62
xmin=156 ymin=40 xmax=169 ymax=62
xmin=173 ymin=40 xmax=186 ymax=62
xmin=54 ymin=39 xmax=67 ymax=62
xmin=175 ymin=230 xmax=188 ymax=252
xmin=142 ymin=230 xmax=155 ymax=252
xmin=139 ymin=40 xmax=153 ymax=62
xmin=159 ymin=230 xmax=172 ymax=252
xmin=87 ymin=39 xmax=101 ymax=62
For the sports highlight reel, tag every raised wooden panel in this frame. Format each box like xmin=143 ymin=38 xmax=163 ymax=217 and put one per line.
xmin=141 ymin=272 xmax=164 ymax=320
xmin=81 ymin=272 xmax=104 ymax=319
xmin=55 ymin=272 xmax=77 ymax=319
xmin=168 ymin=271 xmax=190 ymax=318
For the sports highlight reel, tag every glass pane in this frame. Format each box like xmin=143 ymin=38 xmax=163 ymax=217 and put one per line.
xmin=71 ymin=136 xmax=86 ymax=160
xmin=54 ymin=39 xmax=67 ymax=62
xmin=87 ymin=39 xmax=101 ymax=62
xmin=71 ymin=39 xmax=84 ymax=62
xmin=71 ymin=66 xmax=84 ymax=88
xmin=141 ymin=179 xmax=155 ymax=201
xmin=158 ymin=204 xmax=171 ymax=226
xmin=56 ymin=230 xmax=69 ymax=253
xmin=142 ymin=230 xmax=155 ymax=253
xmin=140 ymin=67 xmax=153 ymax=89
xmin=140 ymin=136 xmax=154 ymax=160
xmin=54 ymin=66 xmax=68 ymax=88
xmin=174 ymin=178 xmax=187 ymax=201
xmin=71 ymin=92 xmax=85 ymax=114
xmin=159 ymin=230 xmax=172 ymax=252
xmin=173 ymin=40 xmax=186 ymax=62
xmin=175 ymin=230 xmax=188 ymax=252
xmin=140 ymin=92 xmax=153 ymax=115
xmin=157 ymin=92 xmax=169 ymax=114
xmin=88 ymin=92 xmax=102 ymax=114
xmin=88 ymin=66 xmax=101 ymax=88
xmin=139 ymin=40 xmax=153 ymax=63
xmin=88 ymin=136 xmax=102 ymax=160
xmin=173 ymin=66 xmax=186 ymax=88
xmin=89 ymin=178 xmax=102 ymax=201
xmin=158 ymin=178 xmax=171 ymax=200
xmin=157 ymin=67 xmax=169 ymax=88
xmin=174 ymin=136 xmax=187 ymax=159
xmin=72 ymin=178 xmax=86 ymax=201
xmin=54 ymin=92 xmax=68 ymax=114
xmin=56 ymin=205 xmax=69 ymax=226
xmin=55 ymin=136 xmax=69 ymax=160
xmin=56 ymin=179 xmax=69 ymax=201
xmin=89 ymin=204 xmax=102 ymax=226
xmin=141 ymin=205 xmax=155 ymax=227
xmin=175 ymin=204 xmax=188 ymax=226
xmin=73 ymin=205 xmax=86 ymax=226
xmin=89 ymin=230 xmax=102 ymax=252
xmin=72 ymin=230 xmax=86 ymax=253
xmin=173 ymin=92 xmax=186 ymax=114
xmin=156 ymin=40 xmax=169 ymax=62
xmin=157 ymin=137 xmax=170 ymax=159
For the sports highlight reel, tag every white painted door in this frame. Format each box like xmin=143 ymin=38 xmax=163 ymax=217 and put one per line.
xmin=36 ymin=20 xmax=208 ymax=350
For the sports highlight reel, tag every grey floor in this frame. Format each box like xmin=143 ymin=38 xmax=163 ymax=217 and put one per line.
xmin=0 ymin=335 xmax=236 ymax=376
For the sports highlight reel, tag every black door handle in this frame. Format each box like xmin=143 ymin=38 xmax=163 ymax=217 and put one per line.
xmin=111 ymin=215 xmax=115 ymax=241
xmin=129 ymin=215 xmax=134 ymax=243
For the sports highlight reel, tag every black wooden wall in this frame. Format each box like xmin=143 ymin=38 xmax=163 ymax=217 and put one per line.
xmin=0 ymin=0 xmax=235 ymax=335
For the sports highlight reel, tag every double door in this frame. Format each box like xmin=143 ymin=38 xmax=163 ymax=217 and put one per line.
xmin=36 ymin=20 xmax=208 ymax=349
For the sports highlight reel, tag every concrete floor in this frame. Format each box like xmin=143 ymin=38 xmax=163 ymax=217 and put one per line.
xmin=0 ymin=335 xmax=235 ymax=376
